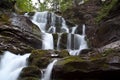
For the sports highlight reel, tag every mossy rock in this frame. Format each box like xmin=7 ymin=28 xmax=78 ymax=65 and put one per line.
xmin=55 ymin=50 xmax=69 ymax=58
xmin=28 ymin=50 xmax=51 ymax=68
xmin=56 ymin=56 xmax=107 ymax=72
xmin=0 ymin=14 xmax=11 ymax=25
xmin=19 ymin=66 xmax=41 ymax=79
xmin=60 ymin=33 xmax=67 ymax=49
xmin=18 ymin=77 xmax=39 ymax=80
xmin=52 ymin=33 xmax=58 ymax=49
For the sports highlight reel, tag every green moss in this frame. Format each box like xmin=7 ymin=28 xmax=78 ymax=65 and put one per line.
xmin=19 ymin=66 xmax=40 ymax=78
xmin=0 ymin=14 xmax=10 ymax=25
xmin=96 ymin=0 xmax=118 ymax=22
xmin=58 ymin=56 xmax=84 ymax=65
xmin=28 ymin=50 xmax=51 ymax=68
xmin=60 ymin=33 xmax=67 ymax=49
xmin=19 ymin=77 xmax=39 ymax=80
xmin=52 ymin=34 xmax=58 ymax=49
xmin=60 ymin=50 xmax=69 ymax=57
xmin=55 ymin=49 xmax=69 ymax=58
xmin=102 ymin=48 xmax=115 ymax=57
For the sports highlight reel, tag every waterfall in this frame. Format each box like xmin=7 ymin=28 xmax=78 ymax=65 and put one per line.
xmin=25 ymin=12 xmax=88 ymax=55
xmin=71 ymin=25 xmax=78 ymax=34
xmin=61 ymin=18 xmax=69 ymax=33
xmin=42 ymin=33 xmax=54 ymax=49
xmin=0 ymin=51 xmax=30 ymax=80
xmin=32 ymin=11 xmax=48 ymax=33
xmin=57 ymin=33 xmax=62 ymax=50
xmin=68 ymin=25 xmax=88 ymax=55
xmin=41 ymin=59 xmax=57 ymax=80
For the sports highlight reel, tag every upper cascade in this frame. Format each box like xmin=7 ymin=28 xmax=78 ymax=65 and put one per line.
xmin=24 ymin=11 xmax=88 ymax=55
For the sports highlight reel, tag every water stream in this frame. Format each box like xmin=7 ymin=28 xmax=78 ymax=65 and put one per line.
xmin=0 ymin=51 xmax=30 ymax=80
xmin=41 ymin=59 xmax=57 ymax=80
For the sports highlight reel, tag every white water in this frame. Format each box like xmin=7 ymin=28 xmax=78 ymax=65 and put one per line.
xmin=48 ymin=26 xmax=56 ymax=33
xmin=71 ymin=25 xmax=78 ymax=34
xmin=32 ymin=11 xmax=48 ymax=33
xmin=61 ymin=18 xmax=69 ymax=33
xmin=57 ymin=33 xmax=62 ymax=50
xmin=41 ymin=59 xmax=57 ymax=80
xmin=0 ymin=51 xmax=30 ymax=80
xmin=42 ymin=33 xmax=54 ymax=49
xmin=68 ymin=25 xmax=88 ymax=55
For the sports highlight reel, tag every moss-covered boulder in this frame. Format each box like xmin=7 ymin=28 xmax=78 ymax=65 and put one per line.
xmin=53 ymin=49 xmax=120 ymax=80
xmin=28 ymin=50 xmax=51 ymax=68
xmin=60 ymin=33 xmax=67 ymax=49
xmin=28 ymin=49 xmax=69 ymax=68
xmin=18 ymin=66 xmax=40 ymax=80
xmin=55 ymin=50 xmax=69 ymax=58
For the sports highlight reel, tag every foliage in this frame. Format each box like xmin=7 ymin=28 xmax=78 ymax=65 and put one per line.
xmin=38 ymin=0 xmax=73 ymax=12
xmin=96 ymin=0 xmax=118 ymax=22
xmin=16 ymin=0 xmax=34 ymax=12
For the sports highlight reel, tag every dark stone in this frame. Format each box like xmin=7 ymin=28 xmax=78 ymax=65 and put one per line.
xmin=18 ymin=66 xmax=41 ymax=80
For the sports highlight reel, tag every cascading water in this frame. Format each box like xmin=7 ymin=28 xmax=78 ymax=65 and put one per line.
xmin=61 ymin=18 xmax=69 ymax=33
xmin=0 ymin=51 xmax=30 ymax=80
xmin=57 ymin=33 xmax=62 ymax=50
xmin=41 ymin=59 xmax=57 ymax=80
xmin=25 ymin=11 xmax=88 ymax=54
xmin=68 ymin=25 xmax=88 ymax=55
xmin=42 ymin=33 xmax=54 ymax=49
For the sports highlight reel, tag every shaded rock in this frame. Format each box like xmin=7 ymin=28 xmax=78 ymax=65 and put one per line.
xmin=18 ymin=77 xmax=39 ymax=80
xmin=52 ymin=33 xmax=58 ymax=49
xmin=18 ymin=66 xmax=40 ymax=80
xmin=94 ymin=16 xmax=120 ymax=47
xmin=60 ymin=33 xmax=67 ymax=49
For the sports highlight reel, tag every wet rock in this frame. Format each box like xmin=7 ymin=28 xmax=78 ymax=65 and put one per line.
xmin=18 ymin=66 xmax=40 ymax=80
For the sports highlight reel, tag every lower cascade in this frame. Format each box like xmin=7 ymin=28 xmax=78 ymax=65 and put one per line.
xmin=0 ymin=51 xmax=30 ymax=80
xmin=41 ymin=59 xmax=58 ymax=80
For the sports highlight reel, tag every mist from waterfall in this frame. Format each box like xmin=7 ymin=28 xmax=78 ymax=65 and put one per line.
xmin=0 ymin=51 xmax=30 ymax=80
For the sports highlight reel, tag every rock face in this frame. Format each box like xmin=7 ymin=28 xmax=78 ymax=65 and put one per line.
xmin=0 ymin=13 xmax=42 ymax=54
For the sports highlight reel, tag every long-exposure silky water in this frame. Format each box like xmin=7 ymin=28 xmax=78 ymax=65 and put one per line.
xmin=25 ymin=11 xmax=88 ymax=55
xmin=0 ymin=51 xmax=30 ymax=80
xmin=25 ymin=11 xmax=88 ymax=80
xmin=41 ymin=59 xmax=57 ymax=80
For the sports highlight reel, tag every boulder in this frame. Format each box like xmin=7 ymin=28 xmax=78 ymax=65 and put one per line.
xmin=28 ymin=49 xmax=69 ymax=68
xmin=18 ymin=66 xmax=40 ymax=80
xmin=53 ymin=49 xmax=120 ymax=80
